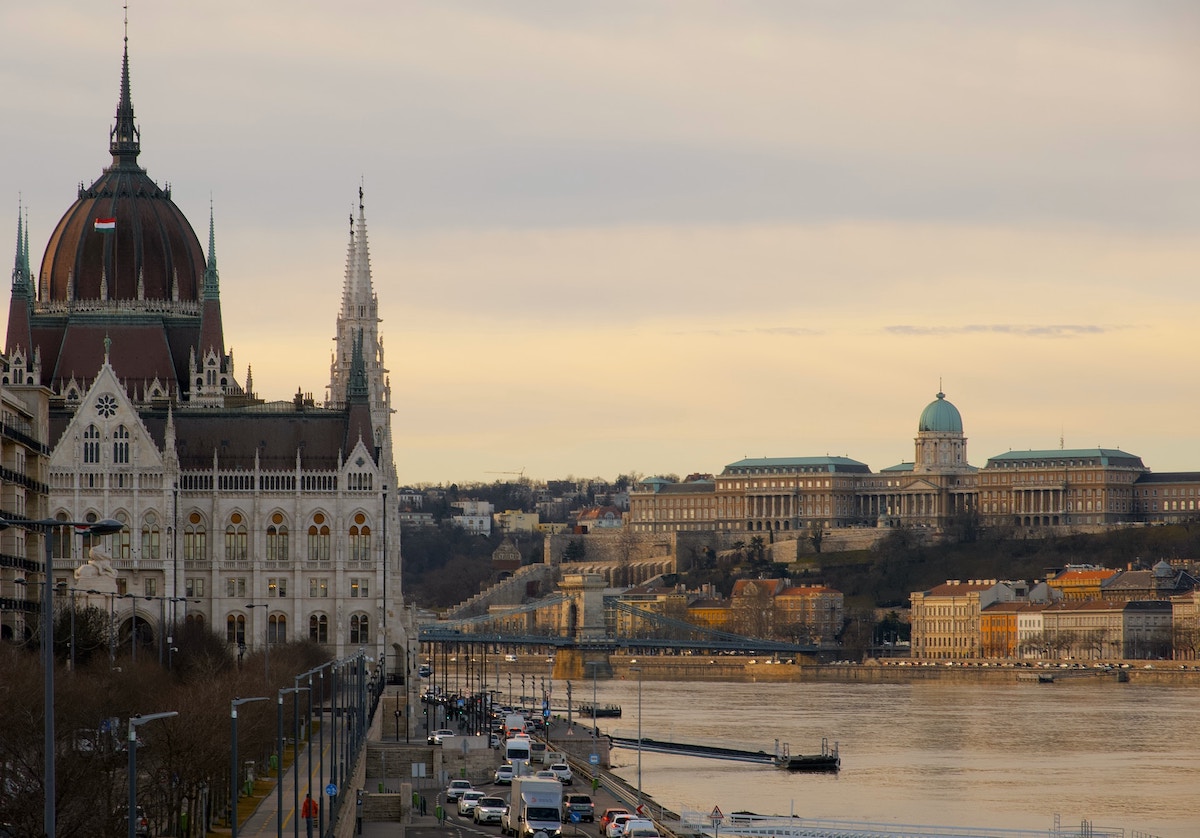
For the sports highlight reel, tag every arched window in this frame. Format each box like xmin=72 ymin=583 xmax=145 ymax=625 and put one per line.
xmin=269 ymin=613 xmax=287 ymax=644
xmin=226 ymin=512 xmax=248 ymax=561
xmin=184 ymin=512 xmax=207 ymax=561
xmin=83 ymin=425 xmax=101 ymax=464
xmin=266 ymin=512 xmax=289 ymax=561
xmin=113 ymin=425 xmax=130 ymax=464
xmin=185 ymin=612 xmax=205 ymax=627
xmin=350 ymin=613 xmax=369 ymax=644
xmin=308 ymin=613 xmax=329 ymax=643
xmin=226 ymin=613 xmax=246 ymax=645
xmin=114 ymin=512 xmax=131 ymax=559
xmin=52 ymin=512 xmax=72 ymax=558
xmin=307 ymin=513 xmax=330 ymax=562
xmin=141 ymin=512 xmax=160 ymax=560
xmin=349 ymin=513 xmax=371 ymax=562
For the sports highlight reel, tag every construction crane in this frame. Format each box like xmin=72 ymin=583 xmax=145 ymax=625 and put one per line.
xmin=485 ymin=468 xmax=526 ymax=481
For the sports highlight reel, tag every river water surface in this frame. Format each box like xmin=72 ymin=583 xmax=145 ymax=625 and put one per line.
xmin=562 ymin=678 xmax=1199 ymax=837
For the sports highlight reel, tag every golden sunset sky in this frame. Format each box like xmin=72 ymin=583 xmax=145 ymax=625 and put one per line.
xmin=3 ymin=2 xmax=1198 ymax=485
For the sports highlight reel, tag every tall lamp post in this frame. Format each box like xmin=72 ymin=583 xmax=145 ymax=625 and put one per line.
xmin=231 ymin=696 xmax=269 ymax=838
xmin=0 ymin=514 xmax=123 ymax=838
xmin=128 ymin=711 xmax=178 ymax=838
xmin=245 ymin=603 xmax=270 ymax=681
xmin=278 ymin=686 xmax=309 ymax=838
xmin=629 ymin=665 xmax=643 ymax=804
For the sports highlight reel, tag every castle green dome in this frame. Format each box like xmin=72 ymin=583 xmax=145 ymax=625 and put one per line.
xmin=918 ymin=391 xmax=963 ymax=433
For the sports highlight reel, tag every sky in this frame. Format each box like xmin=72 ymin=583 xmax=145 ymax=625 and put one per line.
xmin=2 ymin=2 xmax=1199 ymax=486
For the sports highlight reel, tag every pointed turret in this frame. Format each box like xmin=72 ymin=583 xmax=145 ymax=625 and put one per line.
xmin=6 ymin=201 xmax=35 ymax=368
xmin=108 ymin=28 xmax=142 ymax=172
xmin=197 ymin=204 xmax=227 ymax=378
xmin=328 ymin=186 xmax=394 ymax=481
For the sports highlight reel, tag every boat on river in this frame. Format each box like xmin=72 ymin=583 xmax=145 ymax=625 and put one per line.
xmin=579 ymin=703 xmax=622 ymax=718
xmin=774 ymin=738 xmax=840 ymax=772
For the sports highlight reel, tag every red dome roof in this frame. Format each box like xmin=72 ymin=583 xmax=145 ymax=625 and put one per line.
xmin=40 ymin=170 xmax=204 ymax=304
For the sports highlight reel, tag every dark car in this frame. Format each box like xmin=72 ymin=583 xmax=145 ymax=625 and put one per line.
xmin=563 ymin=793 xmax=594 ymax=822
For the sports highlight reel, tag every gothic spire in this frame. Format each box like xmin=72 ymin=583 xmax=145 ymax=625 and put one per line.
xmin=108 ymin=15 xmax=142 ymax=171
xmin=203 ymin=202 xmax=220 ymax=300
xmin=11 ymin=198 xmax=29 ymax=297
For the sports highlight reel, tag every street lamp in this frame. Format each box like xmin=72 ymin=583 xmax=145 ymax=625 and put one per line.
xmin=278 ymin=686 xmax=309 ymax=838
xmin=629 ymin=665 xmax=643 ymax=803
xmin=0 ymin=514 xmax=122 ymax=838
xmin=231 ymin=696 xmax=270 ymax=838
xmin=128 ymin=711 xmax=178 ymax=838
xmin=245 ymin=603 xmax=270 ymax=681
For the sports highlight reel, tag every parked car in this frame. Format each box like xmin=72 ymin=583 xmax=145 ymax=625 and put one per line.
xmin=606 ymin=813 xmax=635 ymax=838
xmin=599 ymin=808 xmax=630 ymax=836
xmin=563 ymin=793 xmax=595 ymax=822
xmin=428 ymin=729 xmax=456 ymax=745
xmin=445 ymin=779 xmax=474 ymax=802
xmin=475 ymin=797 xmax=508 ymax=824
xmin=549 ymin=763 xmax=573 ymax=785
xmin=494 ymin=763 xmax=515 ymax=784
xmin=458 ymin=790 xmax=487 ymax=816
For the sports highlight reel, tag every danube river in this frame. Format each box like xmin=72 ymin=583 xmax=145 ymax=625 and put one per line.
xmin=570 ymin=678 xmax=1199 ymax=837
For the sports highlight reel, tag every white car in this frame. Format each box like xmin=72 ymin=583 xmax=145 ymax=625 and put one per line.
xmin=534 ymin=770 xmax=558 ymax=781
xmin=549 ymin=763 xmax=573 ymax=785
xmin=474 ymin=797 xmax=508 ymax=825
xmin=428 ymin=729 xmax=456 ymax=745
xmin=606 ymin=813 xmax=635 ymax=838
xmin=458 ymin=790 xmax=487 ymax=816
xmin=494 ymin=764 xmax=514 ymax=784
xmin=623 ymin=819 xmax=659 ymax=838
xmin=445 ymin=779 xmax=474 ymax=802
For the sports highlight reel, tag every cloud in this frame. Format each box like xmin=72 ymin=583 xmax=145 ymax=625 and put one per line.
xmin=883 ymin=324 xmax=1126 ymax=338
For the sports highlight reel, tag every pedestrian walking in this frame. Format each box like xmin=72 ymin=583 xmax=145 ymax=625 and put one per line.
xmin=301 ymin=792 xmax=318 ymax=838
xmin=420 ymin=795 xmax=428 ymax=816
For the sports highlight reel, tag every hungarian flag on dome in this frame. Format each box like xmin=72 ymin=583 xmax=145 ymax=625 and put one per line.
xmin=94 ymin=217 xmax=116 ymax=232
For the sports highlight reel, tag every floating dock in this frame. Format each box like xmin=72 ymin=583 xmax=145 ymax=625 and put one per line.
xmin=607 ymin=735 xmax=839 ymax=772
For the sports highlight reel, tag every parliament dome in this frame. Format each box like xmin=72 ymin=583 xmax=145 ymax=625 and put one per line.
xmin=38 ymin=43 xmax=204 ymax=305
xmin=918 ymin=391 xmax=963 ymax=434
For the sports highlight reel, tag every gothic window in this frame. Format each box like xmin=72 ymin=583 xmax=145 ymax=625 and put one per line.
xmin=269 ymin=613 xmax=287 ymax=643
xmin=114 ymin=512 xmax=131 ymax=560
xmin=113 ymin=425 xmax=130 ymax=464
xmin=309 ymin=613 xmax=328 ymax=643
xmin=184 ymin=513 xmax=207 ymax=561
xmin=266 ymin=512 xmax=289 ymax=561
xmin=83 ymin=425 xmax=101 ymax=464
xmin=350 ymin=614 xmax=369 ymax=644
xmin=226 ymin=512 xmax=248 ymax=561
xmin=141 ymin=512 xmax=160 ymax=560
xmin=52 ymin=512 xmax=72 ymax=557
xmin=307 ymin=513 xmax=330 ymax=562
xmin=349 ymin=513 xmax=371 ymax=562
xmin=226 ymin=613 xmax=245 ymax=645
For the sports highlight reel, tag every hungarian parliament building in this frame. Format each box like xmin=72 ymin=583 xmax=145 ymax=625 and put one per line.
xmin=627 ymin=391 xmax=1200 ymax=535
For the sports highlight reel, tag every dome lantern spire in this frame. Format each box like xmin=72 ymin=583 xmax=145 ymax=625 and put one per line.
xmin=109 ymin=10 xmax=142 ymax=170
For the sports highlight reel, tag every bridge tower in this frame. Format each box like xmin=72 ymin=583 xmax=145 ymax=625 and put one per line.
xmin=557 ymin=573 xmax=607 ymax=641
